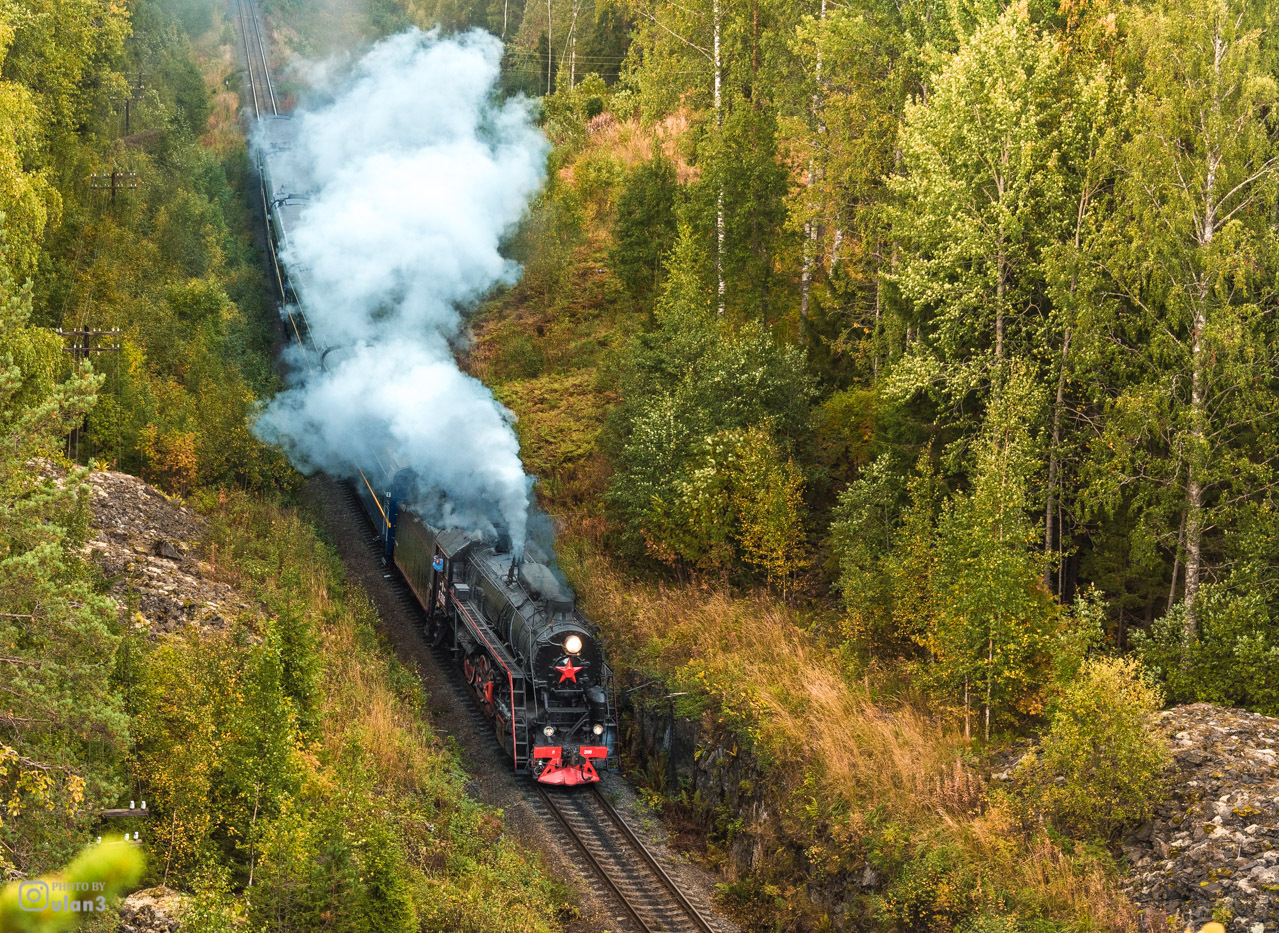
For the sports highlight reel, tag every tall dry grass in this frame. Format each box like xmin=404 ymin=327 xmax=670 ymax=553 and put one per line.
xmin=565 ymin=543 xmax=1141 ymax=930
xmin=571 ymin=547 xmax=969 ymax=820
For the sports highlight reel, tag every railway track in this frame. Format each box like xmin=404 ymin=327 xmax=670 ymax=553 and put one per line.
xmin=333 ymin=482 xmax=723 ymax=933
xmin=529 ymin=786 xmax=720 ymax=933
xmin=235 ymin=0 xmax=277 ymax=119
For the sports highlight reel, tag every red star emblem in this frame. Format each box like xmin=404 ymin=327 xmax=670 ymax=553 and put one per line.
xmin=555 ymin=659 xmax=583 ymax=684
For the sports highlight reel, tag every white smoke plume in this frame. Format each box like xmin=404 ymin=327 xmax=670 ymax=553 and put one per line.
xmin=253 ymin=29 xmax=547 ymax=546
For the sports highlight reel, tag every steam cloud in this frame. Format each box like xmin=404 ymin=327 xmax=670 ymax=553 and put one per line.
xmin=253 ymin=29 xmax=547 ymax=546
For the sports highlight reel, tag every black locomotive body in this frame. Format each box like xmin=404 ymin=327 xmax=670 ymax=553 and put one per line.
xmin=256 ymin=115 xmax=617 ymax=785
xmin=354 ymin=478 xmax=618 ymax=785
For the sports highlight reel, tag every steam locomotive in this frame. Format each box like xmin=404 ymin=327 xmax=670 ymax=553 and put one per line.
xmin=255 ymin=115 xmax=618 ymax=786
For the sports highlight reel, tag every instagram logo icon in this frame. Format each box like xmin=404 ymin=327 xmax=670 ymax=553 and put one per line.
xmin=17 ymin=880 xmax=49 ymax=911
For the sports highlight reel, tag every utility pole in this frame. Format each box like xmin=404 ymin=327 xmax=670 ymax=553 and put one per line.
xmin=89 ymin=171 xmax=140 ymax=203
xmin=119 ymin=72 xmax=146 ymax=135
xmin=58 ymin=327 xmax=121 ymax=462
xmin=714 ymin=0 xmax=725 ymax=315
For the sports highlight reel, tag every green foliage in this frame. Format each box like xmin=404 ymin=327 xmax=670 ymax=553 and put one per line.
xmin=889 ymin=2 xmax=1072 ymax=391
xmin=834 ymin=372 xmax=1059 ymax=733
xmin=606 ymin=236 xmax=814 ymax=580
xmin=0 ymin=264 xmax=126 ymax=876
xmin=610 ymin=149 xmax=678 ymax=309
xmin=1077 ymin=0 xmax=1279 ymax=657
xmin=125 ymin=493 xmax=568 ymax=932
xmin=130 ymin=624 xmax=304 ymax=882
xmin=1134 ymin=590 xmax=1279 ymax=715
xmin=926 ymin=369 xmax=1058 ymax=736
xmin=1016 ymin=657 xmax=1169 ymax=839
xmin=0 ymin=837 xmax=144 ymax=932
xmin=876 ymin=845 xmax=978 ymax=933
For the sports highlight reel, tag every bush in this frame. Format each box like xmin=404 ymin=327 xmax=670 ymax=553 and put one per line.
xmin=605 ymin=260 xmax=815 ymax=577
xmin=877 ymin=845 xmax=978 ymax=933
xmin=1133 ymin=589 xmax=1279 ymax=715
xmin=1016 ymin=657 xmax=1169 ymax=838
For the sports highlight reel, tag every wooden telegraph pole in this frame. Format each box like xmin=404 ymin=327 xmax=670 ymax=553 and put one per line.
xmin=89 ymin=171 xmax=140 ymax=202
xmin=117 ymin=72 xmax=146 ymax=135
xmin=58 ymin=327 xmax=121 ymax=462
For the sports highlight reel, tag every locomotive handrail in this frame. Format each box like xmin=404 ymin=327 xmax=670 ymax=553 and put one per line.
xmin=358 ymin=468 xmax=391 ymax=529
xmin=453 ymin=596 xmax=520 ymax=771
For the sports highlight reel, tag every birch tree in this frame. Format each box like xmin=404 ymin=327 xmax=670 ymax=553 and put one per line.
xmin=889 ymin=2 xmax=1070 ymax=398
xmin=1084 ymin=0 xmax=1279 ymax=647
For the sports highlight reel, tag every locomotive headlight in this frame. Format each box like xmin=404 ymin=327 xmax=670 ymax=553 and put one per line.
xmin=564 ymin=634 xmax=583 ymax=655
xmin=592 ymin=723 xmax=604 ymax=736
xmin=543 ymin=725 xmax=556 ymax=738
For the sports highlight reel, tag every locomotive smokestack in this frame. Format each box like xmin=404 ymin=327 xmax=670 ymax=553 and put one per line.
xmin=507 ymin=557 xmax=520 ymax=585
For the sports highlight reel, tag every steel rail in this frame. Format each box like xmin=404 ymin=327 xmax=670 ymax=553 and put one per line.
xmin=532 ymin=785 xmax=658 ymax=933
xmin=245 ymin=0 xmax=278 ymax=115
xmin=589 ymin=785 xmax=719 ymax=933
xmin=236 ymin=0 xmax=261 ymax=118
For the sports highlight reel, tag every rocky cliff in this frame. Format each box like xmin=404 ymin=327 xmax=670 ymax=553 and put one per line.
xmin=87 ymin=471 xmax=253 ymax=635
xmin=1122 ymin=704 xmax=1279 ymax=933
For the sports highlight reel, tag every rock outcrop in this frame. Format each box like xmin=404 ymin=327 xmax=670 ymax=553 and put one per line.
xmin=87 ymin=471 xmax=255 ymax=635
xmin=1123 ymin=704 xmax=1279 ymax=932
xmin=117 ymin=886 xmax=187 ymax=932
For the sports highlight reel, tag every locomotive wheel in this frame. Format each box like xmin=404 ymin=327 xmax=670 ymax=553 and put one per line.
xmin=463 ymin=654 xmax=477 ymax=684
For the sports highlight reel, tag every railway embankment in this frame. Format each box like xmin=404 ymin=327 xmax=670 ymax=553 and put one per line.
xmin=81 ymin=469 xmax=568 ymax=931
xmin=626 ymin=687 xmax=1279 ymax=932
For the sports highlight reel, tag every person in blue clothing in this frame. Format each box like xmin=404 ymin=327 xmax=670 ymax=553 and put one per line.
xmin=429 ymin=552 xmax=447 ymax=647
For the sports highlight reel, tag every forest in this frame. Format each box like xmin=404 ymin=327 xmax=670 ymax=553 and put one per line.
xmin=413 ymin=0 xmax=1279 ymax=723
xmin=0 ymin=0 xmax=1275 ymax=929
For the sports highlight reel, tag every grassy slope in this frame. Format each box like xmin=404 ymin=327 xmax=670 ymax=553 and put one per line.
xmin=190 ymin=491 xmax=570 ymax=930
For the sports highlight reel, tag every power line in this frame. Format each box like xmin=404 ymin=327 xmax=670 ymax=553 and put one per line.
xmin=57 ymin=327 xmax=121 ymax=462
xmin=89 ymin=171 xmax=140 ymax=202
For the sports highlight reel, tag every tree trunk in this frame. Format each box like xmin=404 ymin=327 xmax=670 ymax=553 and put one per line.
xmin=1044 ymin=328 xmax=1071 ymax=590
xmin=964 ymin=675 xmax=970 ymax=740
xmin=714 ymin=0 xmax=726 ymax=314
xmin=1168 ymin=510 xmax=1185 ymax=614
xmin=995 ymin=249 xmax=1005 ymax=362
xmin=546 ymin=0 xmax=553 ymax=95
xmin=1183 ymin=325 xmax=1206 ymax=646
xmin=984 ymin=631 xmax=994 ymax=742
xmin=872 ymin=265 xmax=882 ymax=382
xmin=799 ymin=0 xmax=826 ymax=339
xmin=1184 ymin=21 xmax=1225 ymax=649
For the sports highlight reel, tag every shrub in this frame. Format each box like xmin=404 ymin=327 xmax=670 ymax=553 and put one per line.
xmin=1133 ymin=588 xmax=1279 ymax=715
xmin=1017 ymin=657 xmax=1169 ymax=838
xmin=877 ymin=845 xmax=978 ymax=933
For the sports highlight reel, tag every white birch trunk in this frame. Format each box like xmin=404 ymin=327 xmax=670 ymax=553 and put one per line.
xmin=714 ymin=0 xmax=726 ymax=314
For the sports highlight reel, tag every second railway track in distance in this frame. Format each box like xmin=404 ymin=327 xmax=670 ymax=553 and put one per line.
xmin=236 ymin=0 xmax=277 ymax=119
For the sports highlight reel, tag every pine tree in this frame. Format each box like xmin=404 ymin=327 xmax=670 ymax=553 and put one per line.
xmin=0 ymin=264 xmax=125 ymax=875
